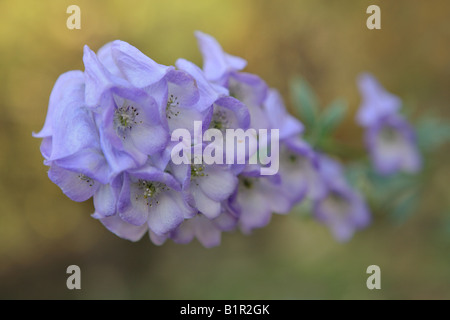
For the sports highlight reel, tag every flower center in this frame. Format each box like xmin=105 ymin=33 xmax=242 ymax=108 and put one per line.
xmin=379 ymin=126 xmax=401 ymax=144
xmin=210 ymin=110 xmax=229 ymax=131
xmin=78 ymin=174 xmax=94 ymax=187
xmin=191 ymin=164 xmax=207 ymax=178
xmin=240 ymin=177 xmax=254 ymax=189
xmin=114 ymin=105 xmax=141 ymax=139
xmin=136 ymin=180 xmax=169 ymax=207
xmin=191 ymin=164 xmax=209 ymax=186
xmin=324 ymin=191 xmax=351 ymax=220
xmin=166 ymin=94 xmax=180 ymax=119
xmin=228 ymin=81 xmax=243 ymax=100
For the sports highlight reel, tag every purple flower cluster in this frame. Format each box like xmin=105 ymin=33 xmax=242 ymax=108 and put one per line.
xmin=357 ymin=73 xmax=421 ymax=175
xmin=34 ymin=32 xmax=372 ymax=246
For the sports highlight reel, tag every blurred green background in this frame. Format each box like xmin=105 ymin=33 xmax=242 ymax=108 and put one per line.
xmin=0 ymin=0 xmax=449 ymax=299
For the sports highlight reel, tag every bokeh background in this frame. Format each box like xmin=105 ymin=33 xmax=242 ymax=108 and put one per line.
xmin=0 ymin=0 xmax=449 ymax=299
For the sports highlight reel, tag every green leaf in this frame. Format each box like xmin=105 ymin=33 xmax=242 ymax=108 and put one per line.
xmin=290 ymin=77 xmax=318 ymax=127
xmin=416 ymin=116 xmax=450 ymax=153
xmin=369 ymin=171 xmax=415 ymax=199
xmin=389 ymin=187 xmax=420 ymax=225
xmin=318 ymin=99 xmax=348 ymax=137
xmin=292 ymin=198 xmax=313 ymax=219
xmin=344 ymin=162 xmax=369 ymax=189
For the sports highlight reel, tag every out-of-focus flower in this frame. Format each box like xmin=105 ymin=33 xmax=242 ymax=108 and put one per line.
xmin=195 ymin=31 xmax=247 ymax=86
xmin=313 ymin=155 xmax=371 ymax=242
xmin=365 ymin=114 xmax=421 ymax=175
xmin=150 ymin=207 xmax=239 ymax=248
xmin=279 ymin=137 xmax=325 ymax=204
xmin=356 ymin=73 xmax=401 ymax=127
xmin=357 ymin=73 xmax=421 ymax=175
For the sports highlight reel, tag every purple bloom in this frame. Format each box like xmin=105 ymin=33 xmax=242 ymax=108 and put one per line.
xmin=150 ymin=208 xmax=239 ymax=248
xmin=203 ymin=95 xmax=252 ymax=170
xmin=116 ymin=163 xmax=195 ymax=235
xmin=279 ymin=137 xmax=325 ymax=204
xmin=148 ymin=168 xmax=240 ymax=247
xmin=366 ymin=114 xmax=421 ymax=175
xmin=84 ymin=45 xmax=169 ymax=175
xmin=97 ymin=40 xmax=219 ymax=136
xmin=96 ymin=40 xmax=171 ymax=95
xmin=187 ymin=163 xmax=238 ymax=219
xmin=165 ymin=143 xmax=239 ymax=220
xmin=263 ymin=89 xmax=304 ymax=141
xmin=33 ymin=70 xmax=110 ymax=202
xmin=93 ymin=162 xmax=196 ymax=242
xmin=195 ymin=31 xmax=272 ymax=131
xmin=195 ymin=31 xmax=247 ymax=86
xmin=234 ymin=170 xmax=292 ymax=233
xmin=313 ymin=155 xmax=371 ymax=242
xmin=195 ymin=32 xmax=313 ymax=234
xmin=356 ymin=73 xmax=401 ymax=127
xmin=97 ymin=210 xmax=149 ymax=242
xmin=357 ymin=73 xmax=421 ymax=175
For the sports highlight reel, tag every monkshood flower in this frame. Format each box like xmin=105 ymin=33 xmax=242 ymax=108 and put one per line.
xmin=96 ymin=41 xmax=219 ymax=135
xmin=150 ymin=203 xmax=240 ymax=248
xmin=263 ymin=89 xmax=324 ymax=202
xmin=279 ymin=137 xmax=325 ymax=204
xmin=167 ymin=143 xmax=239 ymax=220
xmin=195 ymin=31 xmax=247 ymax=86
xmin=34 ymin=31 xmax=375 ymax=248
xmin=233 ymin=138 xmax=322 ymax=234
xmin=98 ymin=147 xmax=240 ymax=246
xmin=187 ymin=162 xmax=238 ymax=219
xmin=94 ymin=162 xmax=196 ymax=239
xmin=195 ymin=32 xmax=317 ymax=233
xmin=313 ymin=155 xmax=371 ymax=242
xmin=118 ymin=164 xmax=195 ymax=236
xmin=365 ymin=114 xmax=422 ymax=175
xmin=32 ymin=70 xmax=110 ymax=202
xmin=356 ymin=73 xmax=401 ymax=127
xmin=233 ymin=89 xmax=315 ymax=232
xmin=83 ymin=45 xmax=169 ymax=176
xmin=146 ymin=139 xmax=240 ymax=246
xmin=196 ymin=31 xmax=271 ymax=131
xmin=357 ymin=73 xmax=421 ymax=175
xmin=234 ymin=171 xmax=292 ymax=233
xmin=231 ymin=140 xmax=303 ymax=233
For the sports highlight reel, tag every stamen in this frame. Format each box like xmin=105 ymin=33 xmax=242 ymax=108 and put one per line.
xmin=191 ymin=164 xmax=207 ymax=177
xmin=113 ymin=104 xmax=141 ymax=139
xmin=166 ymin=94 xmax=180 ymax=119
xmin=136 ymin=180 xmax=169 ymax=207
xmin=241 ymin=177 xmax=253 ymax=189
xmin=78 ymin=174 xmax=94 ymax=187
xmin=380 ymin=126 xmax=400 ymax=143
xmin=191 ymin=164 xmax=209 ymax=186
xmin=210 ymin=110 xmax=229 ymax=131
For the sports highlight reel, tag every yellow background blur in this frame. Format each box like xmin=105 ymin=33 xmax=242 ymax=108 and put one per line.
xmin=0 ymin=0 xmax=449 ymax=299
